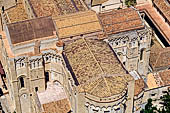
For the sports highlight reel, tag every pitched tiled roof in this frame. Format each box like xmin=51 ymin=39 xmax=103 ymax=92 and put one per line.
xmin=7 ymin=16 xmax=56 ymax=45
xmin=151 ymin=70 xmax=170 ymax=88
xmin=134 ymin=79 xmax=145 ymax=96
xmin=5 ymin=0 xmax=28 ymax=23
xmin=54 ymin=10 xmax=102 ymax=39
xmin=64 ymin=38 xmax=133 ymax=98
xmin=42 ymin=98 xmax=71 ymax=113
xmin=98 ymin=8 xmax=144 ymax=36
xmin=150 ymin=47 xmax=170 ymax=70
xmin=28 ymin=0 xmax=86 ymax=18
xmin=153 ymin=0 xmax=170 ymax=22
xmin=78 ymin=75 xmax=132 ymax=98
xmin=158 ymin=70 xmax=170 ymax=86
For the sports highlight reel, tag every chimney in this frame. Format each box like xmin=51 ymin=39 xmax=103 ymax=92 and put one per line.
xmin=34 ymin=40 xmax=40 ymax=55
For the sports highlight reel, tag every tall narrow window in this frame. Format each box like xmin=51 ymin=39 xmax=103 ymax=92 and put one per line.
xmin=45 ymin=72 xmax=49 ymax=83
xmin=140 ymin=49 xmax=144 ymax=61
xmin=19 ymin=77 xmax=24 ymax=88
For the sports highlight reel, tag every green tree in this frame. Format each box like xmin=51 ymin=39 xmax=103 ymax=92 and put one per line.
xmin=140 ymin=98 xmax=158 ymax=113
xmin=159 ymin=92 xmax=170 ymax=113
xmin=141 ymin=92 xmax=170 ymax=113
xmin=125 ymin=0 xmax=137 ymax=7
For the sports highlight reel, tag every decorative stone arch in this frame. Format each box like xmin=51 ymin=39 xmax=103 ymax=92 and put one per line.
xmin=53 ymin=80 xmax=62 ymax=86
xmin=15 ymin=57 xmax=26 ymax=69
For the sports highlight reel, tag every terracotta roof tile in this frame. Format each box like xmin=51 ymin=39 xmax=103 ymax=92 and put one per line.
xmin=134 ymin=79 xmax=145 ymax=96
xmin=5 ymin=0 xmax=28 ymax=23
xmin=153 ymin=0 xmax=170 ymax=22
xmin=64 ymin=38 xmax=133 ymax=98
xmin=92 ymin=0 xmax=109 ymax=6
xmin=98 ymin=8 xmax=144 ymax=35
xmin=7 ymin=16 xmax=56 ymax=45
xmin=158 ymin=70 xmax=170 ymax=86
xmin=28 ymin=0 xmax=86 ymax=18
xmin=152 ymin=70 xmax=170 ymax=87
xmin=54 ymin=10 xmax=102 ymax=39
xmin=150 ymin=47 xmax=170 ymax=70
xmin=42 ymin=99 xmax=71 ymax=113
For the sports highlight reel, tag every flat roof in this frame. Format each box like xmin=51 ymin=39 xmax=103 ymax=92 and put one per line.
xmin=7 ymin=16 xmax=56 ymax=45
xmin=54 ymin=10 xmax=102 ymax=39
xmin=98 ymin=8 xmax=144 ymax=36
xmin=64 ymin=38 xmax=133 ymax=98
xmin=28 ymin=0 xmax=87 ymax=18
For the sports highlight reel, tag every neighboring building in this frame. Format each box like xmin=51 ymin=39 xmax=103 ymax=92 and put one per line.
xmin=0 ymin=0 xmax=28 ymax=28
xmin=84 ymin=0 xmax=123 ymax=12
xmin=133 ymin=70 xmax=170 ymax=113
xmin=23 ymin=0 xmax=88 ymax=18
xmin=98 ymin=8 xmax=152 ymax=76
xmin=152 ymin=0 xmax=170 ymax=26
xmin=133 ymin=28 xmax=170 ymax=113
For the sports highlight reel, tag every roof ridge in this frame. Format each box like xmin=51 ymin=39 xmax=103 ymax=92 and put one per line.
xmin=82 ymin=38 xmax=104 ymax=74
xmin=53 ymin=10 xmax=95 ymax=20
xmin=89 ymin=78 xmax=103 ymax=94
xmin=83 ymin=38 xmax=111 ymax=96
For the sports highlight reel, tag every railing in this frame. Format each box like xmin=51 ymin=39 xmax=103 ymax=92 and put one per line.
xmin=1 ymin=11 xmax=11 ymax=24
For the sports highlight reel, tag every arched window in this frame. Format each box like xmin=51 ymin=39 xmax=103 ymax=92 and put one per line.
xmin=140 ymin=49 xmax=144 ymax=61
xmin=19 ymin=77 xmax=25 ymax=88
xmin=45 ymin=72 xmax=49 ymax=88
